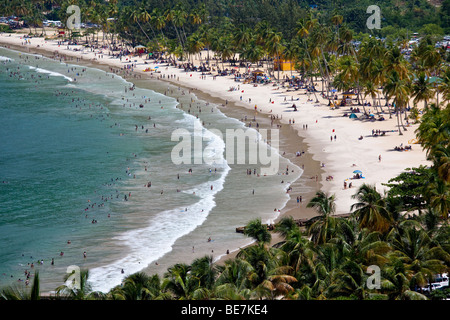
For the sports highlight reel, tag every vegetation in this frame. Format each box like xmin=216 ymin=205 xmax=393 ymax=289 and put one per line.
xmin=0 ymin=0 xmax=448 ymax=300
xmin=1 ymin=109 xmax=448 ymax=299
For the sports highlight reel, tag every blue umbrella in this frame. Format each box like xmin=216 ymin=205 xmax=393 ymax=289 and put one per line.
xmin=353 ymin=170 xmax=362 ymax=174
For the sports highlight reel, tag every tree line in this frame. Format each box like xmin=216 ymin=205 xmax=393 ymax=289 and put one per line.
xmin=0 ymin=0 xmax=448 ymax=300
xmin=1 ymin=104 xmax=448 ymax=300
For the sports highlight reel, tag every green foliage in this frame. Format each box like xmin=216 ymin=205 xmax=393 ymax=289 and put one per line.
xmin=0 ymin=0 xmax=449 ymax=302
xmin=383 ymin=166 xmax=435 ymax=212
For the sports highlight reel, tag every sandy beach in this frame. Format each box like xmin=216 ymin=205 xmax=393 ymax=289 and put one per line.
xmin=0 ymin=31 xmax=432 ymax=269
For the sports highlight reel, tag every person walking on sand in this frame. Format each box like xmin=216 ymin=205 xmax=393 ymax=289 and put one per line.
xmin=379 ymin=154 xmax=382 ymax=162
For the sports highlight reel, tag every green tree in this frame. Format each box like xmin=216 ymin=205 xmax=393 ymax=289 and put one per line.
xmin=351 ymin=184 xmax=393 ymax=234
xmin=306 ymin=191 xmax=338 ymax=245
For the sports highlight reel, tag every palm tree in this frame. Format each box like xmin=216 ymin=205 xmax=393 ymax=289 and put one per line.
xmin=236 ymin=244 xmax=285 ymax=298
xmin=411 ymin=72 xmax=434 ymax=109
xmin=167 ymin=8 xmax=188 ymax=49
xmin=416 ymin=104 xmax=450 ymax=186
xmin=306 ymin=191 xmax=338 ymax=245
xmin=232 ymin=24 xmax=253 ymax=53
xmin=56 ymin=268 xmax=96 ymax=300
xmin=152 ymin=8 xmax=167 ymax=38
xmin=139 ymin=5 xmax=157 ymax=40
xmin=362 ymin=81 xmax=380 ymax=115
xmin=386 ymin=224 xmax=449 ymax=291
xmin=162 ymin=263 xmax=200 ymax=299
xmin=381 ymin=256 xmax=428 ymax=300
xmin=215 ymin=258 xmax=253 ymax=297
xmin=186 ymin=32 xmax=205 ymax=64
xmin=241 ymin=41 xmax=265 ymax=70
xmin=266 ymin=31 xmax=285 ymax=82
xmin=384 ymin=45 xmax=410 ymax=81
xmin=383 ymin=70 xmax=411 ymax=135
xmin=336 ymin=55 xmax=359 ymax=94
xmin=438 ymin=67 xmax=450 ymax=104
xmin=283 ymin=39 xmax=301 ymax=78
xmin=427 ymin=180 xmax=450 ymax=219
xmin=296 ymin=17 xmax=320 ymax=102
xmin=129 ymin=7 xmax=151 ymax=42
xmin=243 ymin=218 xmax=272 ymax=244
xmin=109 ymin=272 xmax=164 ymax=300
xmin=0 ymin=271 xmax=41 ymax=300
xmin=351 ymin=184 xmax=393 ymax=234
xmin=190 ymin=255 xmax=217 ymax=290
xmin=216 ymin=35 xmax=234 ymax=71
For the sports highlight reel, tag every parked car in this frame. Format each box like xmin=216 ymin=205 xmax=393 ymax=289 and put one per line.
xmin=421 ymin=273 xmax=448 ymax=292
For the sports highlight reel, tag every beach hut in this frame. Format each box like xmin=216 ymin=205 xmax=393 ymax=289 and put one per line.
xmin=134 ymin=45 xmax=146 ymax=54
xmin=274 ymin=59 xmax=295 ymax=71
xmin=252 ymin=69 xmax=264 ymax=75
xmin=342 ymin=90 xmax=357 ymax=98
xmin=251 ymin=69 xmax=265 ymax=82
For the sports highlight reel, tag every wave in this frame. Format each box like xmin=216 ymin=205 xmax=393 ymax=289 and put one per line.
xmin=88 ymin=119 xmax=231 ymax=293
xmin=28 ymin=66 xmax=73 ymax=82
xmin=0 ymin=56 xmax=13 ymax=62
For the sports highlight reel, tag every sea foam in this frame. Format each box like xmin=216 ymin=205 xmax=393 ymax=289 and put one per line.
xmin=88 ymin=117 xmax=231 ymax=293
xmin=28 ymin=66 xmax=73 ymax=82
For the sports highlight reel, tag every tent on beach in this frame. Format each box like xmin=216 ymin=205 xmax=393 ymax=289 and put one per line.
xmin=134 ymin=45 xmax=146 ymax=54
xmin=349 ymin=113 xmax=357 ymax=119
xmin=342 ymin=90 xmax=357 ymax=96
xmin=252 ymin=69 xmax=264 ymax=75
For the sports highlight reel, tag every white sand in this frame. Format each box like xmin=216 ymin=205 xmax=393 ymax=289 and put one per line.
xmin=0 ymin=32 xmax=432 ymax=215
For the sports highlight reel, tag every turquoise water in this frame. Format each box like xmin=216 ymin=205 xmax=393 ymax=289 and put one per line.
xmin=0 ymin=48 xmax=301 ymax=293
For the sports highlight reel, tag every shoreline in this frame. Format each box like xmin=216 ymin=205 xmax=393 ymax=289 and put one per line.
xmin=0 ymin=32 xmax=431 ymax=283
xmin=0 ymin=37 xmax=317 ymax=278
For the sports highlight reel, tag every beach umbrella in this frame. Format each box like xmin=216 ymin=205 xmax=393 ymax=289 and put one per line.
xmin=353 ymin=170 xmax=362 ymax=174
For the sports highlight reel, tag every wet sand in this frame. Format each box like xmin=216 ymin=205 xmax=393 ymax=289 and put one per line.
xmin=0 ymin=41 xmax=322 ymax=276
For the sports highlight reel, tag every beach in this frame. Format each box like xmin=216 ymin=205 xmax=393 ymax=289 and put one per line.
xmin=0 ymin=30 xmax=431 ymax=289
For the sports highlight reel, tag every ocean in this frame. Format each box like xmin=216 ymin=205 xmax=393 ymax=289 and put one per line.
xmin=0 ymin=47 xmax=302 ymax=293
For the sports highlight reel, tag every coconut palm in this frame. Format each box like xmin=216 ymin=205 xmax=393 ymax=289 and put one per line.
xmin=306 ymin=191 xmax=338 ymax=245
xmin=215 ymin=258 xmax=254 ymax=295
xmin=438 ymin=67 xmax=450 ymax=104
xmin=362 ymin=81 xmax=380 ymax=114
xmin=186 ymin=32 xmax=205 ymax=63
xmin=427 ymin=180 xmax=450 ymax=219
xmin=162 ymin=263 xmax=200 ymax=300
xmin=411 ymin=72 xmax=434 ymax=109
xmin=386 ymin=225 xmax=450 ymax=291
xmin=381 ymin=256 xmax=428 ymax=300
xmin=56 ymin=268 xmax=97 ymax=300
xmin=351 ymin=184 xmax=393 ymax=234
xmin=190 ymin=255 xmax=217 ymax=290
xmin=383 ymin=70 xmax=411 ymax=135
xmin=416 ymin=104 xmax=450 ymax=186
xmin=266 ymin=31 xmax=285 ymax=82
xmin=243 ymin=218 xmax=272 ymax=244
xmin=129 ymin=6 xmax=151 ymax=42
xmin=0 ymin=272 xmax=41 ymax=300
xmin=109 ymin=272 xmax=164 ymax=300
